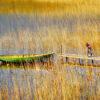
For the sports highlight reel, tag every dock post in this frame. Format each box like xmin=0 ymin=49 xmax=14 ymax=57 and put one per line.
xmin=79 ymin=58 xmax=83 ymax=65
xmin=61 ymin=44 xmax=63 ymax=55
xmin=92 ymin=59 xmax=94 ymax=66
xmin=66 ymin=57 xmax=68 ymax=63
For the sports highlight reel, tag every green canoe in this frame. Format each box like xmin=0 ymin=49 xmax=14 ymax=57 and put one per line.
xmin=0 ymin=53 xmax=54 ymax=63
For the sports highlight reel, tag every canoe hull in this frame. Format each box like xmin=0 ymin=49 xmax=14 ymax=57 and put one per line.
xmin=0 ymin=53 xmax=55 ymax=67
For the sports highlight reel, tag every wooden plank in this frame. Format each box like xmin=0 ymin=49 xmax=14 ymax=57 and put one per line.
xmin=59 ymin=54 xmax=100 ymax=60
xmin=59 ymin=54 xmax=100 ymax=67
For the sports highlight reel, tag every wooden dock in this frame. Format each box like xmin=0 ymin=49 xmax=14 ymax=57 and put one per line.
xmin=59 ymin=54 xmax=100 ymax=67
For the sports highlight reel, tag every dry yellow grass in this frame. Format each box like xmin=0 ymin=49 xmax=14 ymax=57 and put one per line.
xmin=0 ymin=26 xmax=99 ymax=55
xmin=0 ymin=64 xmax=100 ymax=100
xmin=0 ymin=0 xmax=99 ymax=99
xmin=0 ymin=1 xmax=99 ymax=55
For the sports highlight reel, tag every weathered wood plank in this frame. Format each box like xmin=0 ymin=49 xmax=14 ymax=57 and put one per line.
xmin=59 ymin=54 xmax=100 ymax=67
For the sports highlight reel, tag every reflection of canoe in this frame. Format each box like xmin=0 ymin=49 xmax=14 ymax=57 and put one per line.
xmin=0 ymin=53 xmax=54 ymax=66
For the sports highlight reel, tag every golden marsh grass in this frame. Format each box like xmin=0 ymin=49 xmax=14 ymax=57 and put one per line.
xmin=0 ymin=0 xmax=100 ymax=99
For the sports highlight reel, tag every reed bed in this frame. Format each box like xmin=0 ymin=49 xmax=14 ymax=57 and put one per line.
xmin=0 ymin=64 xmax=100 ymax=100
xmin=0 ymin=25 xmax=99 ymax=55
xmin=0 ymin=0 xmax=100 ymax=99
